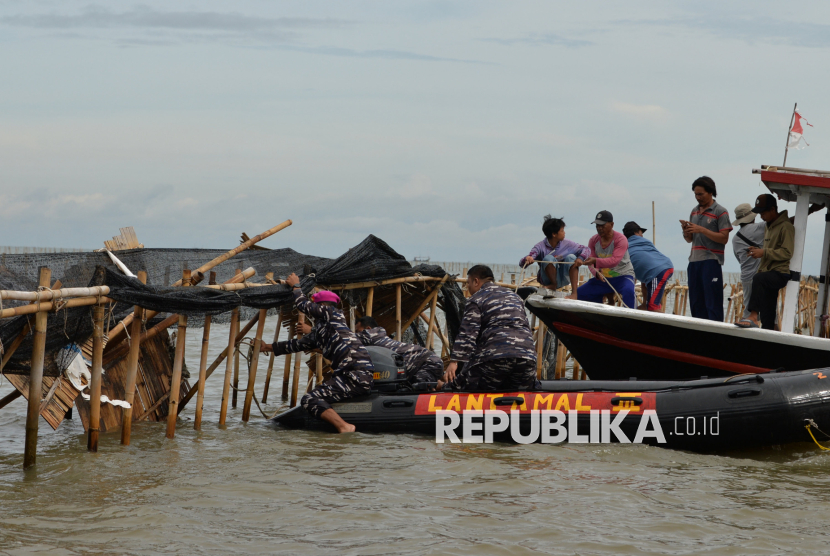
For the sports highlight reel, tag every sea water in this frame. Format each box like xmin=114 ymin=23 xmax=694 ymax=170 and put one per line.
xmin=1 ymin=321 xmax=830 ymax=555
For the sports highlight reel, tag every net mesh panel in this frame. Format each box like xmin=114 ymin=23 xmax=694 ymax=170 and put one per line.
xmin=0 ymin=235 xmax=465 ymax=374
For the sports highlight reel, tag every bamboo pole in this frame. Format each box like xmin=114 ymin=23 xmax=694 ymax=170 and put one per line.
xmin=419 ymin=313 xmax=449 ymax=349
xmin=261 ymin=309 xmax=283 ymax=403
xmin=400 ymin=276 xmax=450 ymax=333
xmin=316 ymin=353 xmax=323 ymax=386
xmin=326 ymin=275 xmax=442 ymax=291
xmin=232 ymin=337 xmax=240 ymax=409
xmin=218 ymin=308 xmax=240 ymax=426
xmin=23 ymin=267 xmax=50 ymax=468
xmin=426 ymin=292 xmax=439 ymax=351
xmin=166 ymin=270 xmax=190 ymax=439
xmin=536 ymin=322 xmax=546 ymax=379
xmin=120 ymin=270 xmax=147 ymax=445
xmin=87 ymin=304 xmax=105 ymax=452
xmin=179 ymin=311 xmax=259 ymax=414
xmin=281 ymin=322 xmax=295 ymax=401
xmin=193 ymin=271 xmax=216 ymax=430
xmin=290 ymin=314 xmax=305 ymax=407
xmin=0 ymin=285 xmax=110 ymax=302
xmin=0 ymin=295 xmax=113 ymax=320
xmin=0 ymin=390 xmax=22 ymax=410
xmin=366 ymin=287 xmax=374 ymax=316
xmin=242 ymin=309 xmax=268 ymax=422
xmin=395 ymin=284 xmax=402 ymax=338
xmin=652 ymin=201 xmax=656 ymax=245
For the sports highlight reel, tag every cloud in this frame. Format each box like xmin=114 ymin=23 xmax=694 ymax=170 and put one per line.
xmin=480 ymin=33 xmax=592 ymax=48
xmin=399 ymin=174 xmax=434 ymax=199
xmin=610 ymin=101 xmax=668 ymax=122
xmin=0 ymin=5 xmax=487 ymax=63
xmin=1 ymin=5 xmax=346 ymax=33
xmin=625 ymin=15 xmax=830 ymax=49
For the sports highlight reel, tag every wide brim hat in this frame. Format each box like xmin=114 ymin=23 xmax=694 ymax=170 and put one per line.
xmin=732 ymin=203 xmax=755 ymax=226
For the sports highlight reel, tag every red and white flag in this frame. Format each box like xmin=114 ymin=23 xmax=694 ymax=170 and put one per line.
xmin=788 ymin=110 xmax=813 ymax=150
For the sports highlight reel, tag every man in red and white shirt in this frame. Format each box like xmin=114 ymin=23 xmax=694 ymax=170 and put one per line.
xmin=680 ymin=176 xmax=732 ymax=321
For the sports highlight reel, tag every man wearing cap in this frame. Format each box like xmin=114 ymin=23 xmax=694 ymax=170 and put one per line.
xmin=622 ymin=222 xmax=674 ymax=312
xmin=731 ymin=203 xmax=766 ymax=320
xmin=576 ymin=211 xmax=637 ymax=308
xmin=260 ymin=273 xmax=374 ymax=432
xmin=680 ymin=176 xmax=732 ymax=321
xmin=736 ymin=194 xmax=795 ymax=330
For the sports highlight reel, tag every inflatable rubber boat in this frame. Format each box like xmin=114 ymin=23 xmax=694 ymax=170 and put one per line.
xmin=273 ymin=347 xmax=830 ymax=451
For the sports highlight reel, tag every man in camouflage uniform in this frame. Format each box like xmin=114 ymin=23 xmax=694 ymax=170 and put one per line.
xmin=355 ymin=316 xmax=444 ymax=384
xmin=438 ymin=265 xmax=537 ymax=391
xmin=261 ymin=273 xmax=373 ymax=433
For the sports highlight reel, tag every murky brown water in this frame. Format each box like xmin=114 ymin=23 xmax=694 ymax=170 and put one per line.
xmin=3 ymin=321 xmax=830 ymax=555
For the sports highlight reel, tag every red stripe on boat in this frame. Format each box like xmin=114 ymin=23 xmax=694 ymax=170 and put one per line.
xmin=551 ymin=322 xmax=770 ymax=375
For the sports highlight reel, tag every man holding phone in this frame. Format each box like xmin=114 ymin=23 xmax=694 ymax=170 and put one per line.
xmin=681 ymin=176 xmax=732 ymax=321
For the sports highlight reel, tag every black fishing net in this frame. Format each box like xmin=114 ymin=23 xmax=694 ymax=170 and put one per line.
xmin=0 ymin=235 xmax=465 ymax=375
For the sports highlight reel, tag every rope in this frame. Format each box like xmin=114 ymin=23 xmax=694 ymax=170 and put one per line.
xmin=805 ymin=419 xmax=830 ymax=451
xmin=599 ymin=273 xmax=629 ymax=309
xmin=229 ymin=339 xmax=284 ymax=419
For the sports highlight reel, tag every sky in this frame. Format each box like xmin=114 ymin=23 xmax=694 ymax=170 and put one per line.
xmin=2 ymin=1 xmax=830 ymax=274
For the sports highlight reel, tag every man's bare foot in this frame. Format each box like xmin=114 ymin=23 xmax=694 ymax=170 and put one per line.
xmin=566 ymin=293 xmax=577 ymax=300
xmin=320 ymin=408 xmax=356 ymax=433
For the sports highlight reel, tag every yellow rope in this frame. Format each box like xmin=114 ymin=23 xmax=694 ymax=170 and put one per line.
xmin=805 ymin=420 xmax=830 ymax=451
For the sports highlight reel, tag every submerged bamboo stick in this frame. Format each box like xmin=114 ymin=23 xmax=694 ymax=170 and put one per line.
xmin=290 ymin=314 xmax=305 ymax=407
xmin=194 ymin=271 xmax=216 ymax=430
xmin=262 ymin=309 xmax=283 ymax=403
xmin=120 ymin=271 xmax=147 ymax=445
xmin=23 ymin=267 xmax=50 ymax=469
xmin=242 ymin=309 xmax=268 ymax=422
xmin=88 ymin=304 xmax=105 ymax=452
xmin=218 ymin=308 xmax=240 ymax=426
xmin=166 ymin=270 xmax=190 ymax=439
xmin=282 ymin=321 xmax=295 ymax=401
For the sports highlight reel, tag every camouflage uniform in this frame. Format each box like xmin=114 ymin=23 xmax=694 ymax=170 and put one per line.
xmin=450 ymin=281 xmax=537 ymax=390
xmin=356 ymin=327 xmax=444 ymax=383
xmin=273 ymin=289 xmax=374 ymax=418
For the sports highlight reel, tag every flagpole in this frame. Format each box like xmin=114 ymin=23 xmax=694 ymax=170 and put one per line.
xmin=783 ymin=102 xmax=797 ymax=167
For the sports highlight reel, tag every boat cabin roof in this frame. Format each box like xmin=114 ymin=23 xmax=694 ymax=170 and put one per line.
xmin=753 ymin=165 xmax=830 ymax=203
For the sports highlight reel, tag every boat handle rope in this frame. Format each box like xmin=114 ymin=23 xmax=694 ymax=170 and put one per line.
xmin=804 ymin=419 xmax=830 ymax=451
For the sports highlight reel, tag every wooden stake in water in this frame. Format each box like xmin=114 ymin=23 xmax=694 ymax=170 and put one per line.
xmin=121 ymin=270 xmax=147 ymax=445
xmin=88 ymin=304 xmax=105 ymax=452
xmin=262 ymin=308 xmax=283 ymax=403
xmin=219 ymin=308 xmax=239 ymax=426
xmin=290 ymin=314 xmax=305 ymax=407
xmin=242 ymin=309 xmax=268 ymax=422
xmin=166 ymin=269 xmax=190 ymax=439
xmin=194 ymin=271 xmax=216 ymax=431
xmin=23 ymin=267 xmax=50 ymax=468
xmin=652 ymin=201 xmax=656 ymax=245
